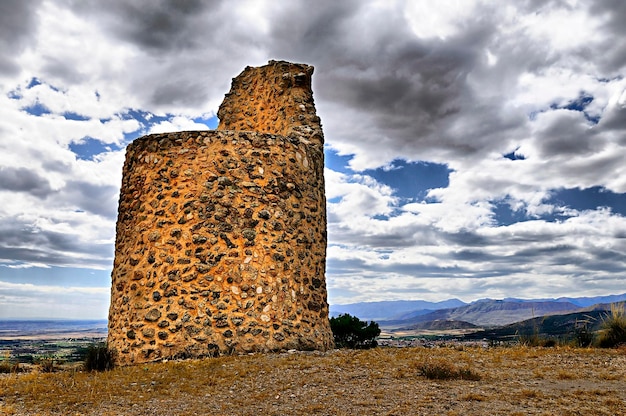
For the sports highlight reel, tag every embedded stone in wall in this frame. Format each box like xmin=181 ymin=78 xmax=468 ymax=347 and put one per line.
xmin=108 ymin=61 xmax=333 ymax=366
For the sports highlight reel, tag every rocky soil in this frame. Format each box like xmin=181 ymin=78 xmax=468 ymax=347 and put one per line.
xmin=2 ymin=346 xmax=625 ymax=415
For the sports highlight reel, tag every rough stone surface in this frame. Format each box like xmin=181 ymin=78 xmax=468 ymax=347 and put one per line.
xmin=108 ymin=61 xmax=334 ymax=365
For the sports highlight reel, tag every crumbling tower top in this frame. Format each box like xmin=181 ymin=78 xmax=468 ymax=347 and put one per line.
xmin=217 ymin=60 xmax=324 ymax=147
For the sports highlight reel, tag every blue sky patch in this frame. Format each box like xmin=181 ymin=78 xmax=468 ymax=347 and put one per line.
xmin=196 ymin=115 xmax=218 ymax=129
xmin=548 ymin=186 xmax=626 ymax=216
xmin=492 ymin=201 xmax=529 ymax=226
xmin=69 ymin=137 xmax=123 ymax=160
xmin=324 ymin=148 xmax=355 ymax=174
xmin=23 ymin=102 xmax=52 ymax=116
xmin=63 ymin=111 xmax=91 ymax=121
xmin=363 ymin=160 xmax=451 ymax=201
xmin=551 ymin=92 xmax=600 ymax=124
xmin=503 ymin=149 xmax=526 ymax=161
xmin=7 ymin=88 xmax=22 ymax=100
xmin=325 ymin=149 xmax=451 ymax=202
xmin=118 ymin=109 xmax=167 ymax=124
xmin=493 ymin=186 xmax=626 ymax=226
xmin=26 ymin=77 xmax=43 ymax=89
xmin=553 ymin=93 xmax=593 ymax=112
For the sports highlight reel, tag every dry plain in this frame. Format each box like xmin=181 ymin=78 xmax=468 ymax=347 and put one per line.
xmin=1 ymin=346 xmax=625 ymax=415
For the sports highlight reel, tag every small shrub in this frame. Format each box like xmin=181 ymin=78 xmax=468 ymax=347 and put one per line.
xmin=0 ymin=361 xmax=21 ymax=374
xmin=419 ymin=360 xmax=455 ymax=380
xmin=329 ymin=314 xmax=380 ymax=349
xmin=84 ymin=343 xmax=115 ymax=372
xmin=597 ymin=303 xmax=626 ymax=348
xmin=574 ymin=318 xmax=595 ymax=347
xmin=418 ymin=359 xmax=481 ymax=381
xmin=517 ymin=331 xmax=557 ymax=347
xmin=36 ymin=357 xmax=56 ymax=373
xmin=457 ymin=367 xmax=482 ymax=381
xmin=541 ymin=338 xmax=557 ymax=348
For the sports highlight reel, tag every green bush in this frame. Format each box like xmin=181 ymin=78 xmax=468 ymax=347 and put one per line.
xmin=329 ymin=313 xmax=380 ymax=349
xmin=84 ymin=343 xmax=115 ymax=372
xmin=597 ymin=303 xmax=626 ymax=348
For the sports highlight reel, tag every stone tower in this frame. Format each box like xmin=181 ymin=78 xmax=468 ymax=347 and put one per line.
xmin=108 ymin=61 xmax=334 ymax=365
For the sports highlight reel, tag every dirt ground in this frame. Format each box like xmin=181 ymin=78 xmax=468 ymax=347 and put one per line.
xmin=1 ymin=346 xmax=625 ymax=415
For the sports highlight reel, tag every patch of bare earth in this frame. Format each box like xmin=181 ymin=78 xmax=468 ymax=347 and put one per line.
xmin=1 ymin=346 xmax=625 ymax=415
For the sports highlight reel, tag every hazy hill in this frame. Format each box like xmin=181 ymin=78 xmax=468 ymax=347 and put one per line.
xmin=464 ymin=309 xmax=611 ymax=341
xmin=503 ymin=293 xmax=626 ymax=307
xmin=329 ymin=299 xmax=466 ymax=321
xmin=380 ymin=300 xmax=581 ymax=328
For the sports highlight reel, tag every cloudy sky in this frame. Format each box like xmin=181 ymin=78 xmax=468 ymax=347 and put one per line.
xmin=1 ymin=0 xmax=626 ymax=319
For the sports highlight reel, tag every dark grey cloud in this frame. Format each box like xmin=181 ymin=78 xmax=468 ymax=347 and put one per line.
xmin=535 ymin=112 xmax=603 ymax=157
xmin=42 ymin=55 xmax=89 ymax=84
xmin=267 ymin=0 xmax=364 ymax=62
xmin=69 ymin=0 xmax=218 ymax=52
xmin=599 ymin=99 xmax=626 ymax=135
xmin=442 ymin=230 xmax=490 ymax=247
xmin=0 ymin=217 xmax=112 ymax=268
xmin=327 ymin=256 xmax=466 ymax=279
xmin=561 ymin=152 xmax=625 ymax=188
xmin=0 ymin=167 xmax=53 ymax=198
xmin=63 ymin=0 xmax=259 ymax=109
xmin=150 ymin=70 xmax=212 ymax=107
xmin=264 ymin=1 xmax=527 ymax=164
xmin=328 ymin=221 xmax=436 ymax=249
xmin=590 ymin=0 xmax=626 ymax=72
xmin=0 ymin=0 xmax=43 ymax=75
xmin=62 ymin=181 xmax=119 ymax=219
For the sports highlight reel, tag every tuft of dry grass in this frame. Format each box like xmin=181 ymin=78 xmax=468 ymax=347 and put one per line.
xmin=598 ymin=303 xmax=626 ymax=348
xmin=555 ymin=369 xmax=577 ymax=380
xmin=517 ymin=388 xmax=543 ymax=399
xmin=418 ymin=358 xmax=481 ymax=381
xmin=462 ymin=392 xmax=487 ymax=401
xmin=0 ymin=361 xmax=21 ymax=374
xmin=35 ymin=357 xmax=56 ymax=374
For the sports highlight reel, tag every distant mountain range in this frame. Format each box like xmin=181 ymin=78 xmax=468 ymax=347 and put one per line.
xmin=500 ymin=293 xmax=626 ymax=307
xmin=329 ymin=299 xmax=466 ymax=321
xmin=330 ymin=293 xmax=626 ymax=328
xmin=384 ymin=300 xmax=585 ymax=328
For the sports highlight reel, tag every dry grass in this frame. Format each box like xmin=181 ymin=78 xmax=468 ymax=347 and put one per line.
xmin=417 ymin=358 xmax=481 ymax=380
xmin=1 ymin=346 xmax=625 ymax=415
xmin=598 ymin=303 xmax=626 ymax=348
xmin=0 ymin=361 xmax=21 ymax=374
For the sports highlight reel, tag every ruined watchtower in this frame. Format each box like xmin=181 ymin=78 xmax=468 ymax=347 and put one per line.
xmin=108 ymin=61 xmax=333 ymax=365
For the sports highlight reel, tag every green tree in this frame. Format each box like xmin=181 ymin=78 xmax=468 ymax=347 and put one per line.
xmin=329 ymin=313 xmax=381 ymax=349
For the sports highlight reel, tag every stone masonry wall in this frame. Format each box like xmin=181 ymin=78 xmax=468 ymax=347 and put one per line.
xmin=108 ymin=61 xmax=333 ymax=365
